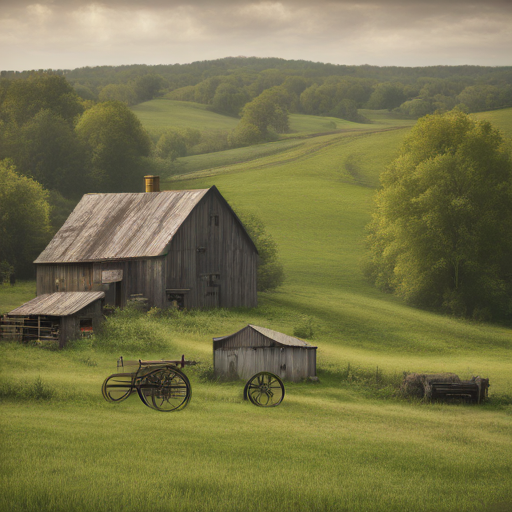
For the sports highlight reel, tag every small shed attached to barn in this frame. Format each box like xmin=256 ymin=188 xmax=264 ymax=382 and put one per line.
xmin=1 ymin=291 xmax=104 ymax=347
xmin=213 ymin=324 xmax=317 ymax=382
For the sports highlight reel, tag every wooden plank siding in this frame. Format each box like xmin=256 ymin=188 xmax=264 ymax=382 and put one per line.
xmin=165 ymin=188 xmax=257 ymax=309
xmin=213 ymin=325 xmax=317 ymax=382
xmin=214 ymin=347 xmax=317 ymax=382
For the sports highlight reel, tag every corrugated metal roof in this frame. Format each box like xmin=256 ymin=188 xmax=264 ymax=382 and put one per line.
xmin=214 ymin=324 xmax=316 ymax=348
xmin=35 ymin=189 xmax=209 ymax=263
xmin=9 ymin=292 xmax=105 ymax=316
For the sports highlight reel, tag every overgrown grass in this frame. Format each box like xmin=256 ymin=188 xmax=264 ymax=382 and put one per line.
xmin=0 ymin=281 xmax=37 ymax=314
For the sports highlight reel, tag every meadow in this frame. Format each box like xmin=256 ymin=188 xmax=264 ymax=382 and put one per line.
xmin=1 ymin=105 xmax=511 ymax=512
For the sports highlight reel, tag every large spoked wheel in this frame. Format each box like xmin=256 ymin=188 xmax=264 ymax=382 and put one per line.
xmin=245 ymin=372 xmax=285 ymax=407
xmin=102 ymin=373 xmax=134 ymax=402
xmin=137 ymin=367 xmax=191 ymax=412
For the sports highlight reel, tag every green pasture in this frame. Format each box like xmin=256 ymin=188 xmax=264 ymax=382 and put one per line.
xmin=131 ymin=99 xmax=239 ymax=136
xmin=131 ymin=99 xmax=415 ymax=142
xmin=0 ymin=281 xmax=37 ymax=315
xmin=2 ymin=107 xmax=512 ymax=512
xmin=473 ymin=107 xmax=512 ymax=139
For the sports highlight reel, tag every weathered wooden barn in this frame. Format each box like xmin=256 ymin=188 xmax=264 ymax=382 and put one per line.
xmin=213 ymin=325 xmax=317 ymax=382
xmin=2 ymin=292 xmax=104 ymax=347
xmin=34 ymin=182 xmax=258 ymax=310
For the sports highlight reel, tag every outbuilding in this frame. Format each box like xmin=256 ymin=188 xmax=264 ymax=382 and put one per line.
xmin=213 ymin=324 xmax=317 ymax=382
xmin=2 ymin=291 xmax=105 ymax=348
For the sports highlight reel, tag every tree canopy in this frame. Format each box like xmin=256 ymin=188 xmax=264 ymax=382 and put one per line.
xmin=365 ymin=110 xmax=512 ymax=321
xmin=234 ymin=207 xmax=285 ymax=292
xmin=0 ymin=160 xmax=52 ymax=278
xmin=75 ymin=101 xmax=151 ymax=192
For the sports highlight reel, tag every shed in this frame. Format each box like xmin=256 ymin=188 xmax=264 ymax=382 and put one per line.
xmin=213 ymin=324 xmax=317 ymax=382
xmin=1 ymin=291 xmax=104 ymax=347
xmin=33 ymin=183 xmax=258 ymax=310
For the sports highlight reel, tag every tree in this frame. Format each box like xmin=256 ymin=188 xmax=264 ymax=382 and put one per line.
xmin=365 ymin=110 xmax=512 ymax=321
xmin=0 ymin=73 xmax=83 ymax=126
xmin=5 ymin=109 xmax=89 ymax=197
xmin=99 ymin=84 xmax=137 ymax=105
xmin=155 ymin=129 xmax=187 ymax=160
xmin=0 ymin=160 xmax=52 ymax=278
xmin=211 ymin=82 xmax=249 ymax=116
xmin=366 ymin=82 xmax=405 ymax=110
xmin=133 ymin=74 xmax=167 ymax=103
xmin=238 ymin=87 xmax=290 ymax=137
xmin=234 ymin=207 xmax=285 ymax=292
xmin=75 ymin=101 xmax=151 ymax=192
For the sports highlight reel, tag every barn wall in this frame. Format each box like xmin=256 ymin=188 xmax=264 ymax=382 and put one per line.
xmin=165 ymin=189 xmax=258 ymax=308
xmin=214 ymin=347 xmax=317 ymax=382
xmin=58 ymin=300 xmax=104 ymax=347
xmin=37 ymin=259 xmax=167 ymax=310
xmin=36 ymin=264 xmax=95 ymax=296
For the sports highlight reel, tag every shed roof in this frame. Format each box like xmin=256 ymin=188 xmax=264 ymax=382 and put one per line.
xmin=35 ymin=188 xmax=210 ymax=263
xmin=214 ymin=324 xmax=316 ymax=348
xmin=9 ymin=292 xmax=105 ymax=317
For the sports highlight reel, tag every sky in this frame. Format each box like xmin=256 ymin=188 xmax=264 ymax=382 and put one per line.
xmin=1 ymin=0 xmax=511 ymax=71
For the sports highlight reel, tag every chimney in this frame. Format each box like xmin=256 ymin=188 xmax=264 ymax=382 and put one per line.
xmin=144 ymin=175 xmax=160 ymax=193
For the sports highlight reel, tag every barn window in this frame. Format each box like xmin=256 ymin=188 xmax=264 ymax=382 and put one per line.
xmin=210 ymin=214 xmax=219 ymax=226
xmin=80 ymin=318 xmax=93 ymax=337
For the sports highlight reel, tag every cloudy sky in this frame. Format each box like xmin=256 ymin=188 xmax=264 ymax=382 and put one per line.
xmin=1 ymin=0 xmax=511 ymax=71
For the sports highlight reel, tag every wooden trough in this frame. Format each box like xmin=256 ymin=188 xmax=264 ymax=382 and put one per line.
xmin=401 ymin=373 xmax=489 ymax=403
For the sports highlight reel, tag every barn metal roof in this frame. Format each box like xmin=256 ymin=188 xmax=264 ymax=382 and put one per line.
xmin=214 ymin=324 xmax=316 ymax=348
xmin=34 ymin=189 xmax=209 ymax=263
xmin=9 ymin=292 xmax=105 ymax=317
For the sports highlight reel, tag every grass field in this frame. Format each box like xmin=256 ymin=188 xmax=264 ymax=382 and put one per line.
xmin=1 ymin=107 xmax=511 ymax=512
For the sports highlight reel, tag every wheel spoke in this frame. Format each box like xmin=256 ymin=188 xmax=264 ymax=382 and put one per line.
xmin=245 ymin=372 xmax=285 ymax=407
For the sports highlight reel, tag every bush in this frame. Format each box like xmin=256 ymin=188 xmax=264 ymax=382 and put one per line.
xmin=233 ymin=207 xmax=285 ymax=292
xmin=293 ymin=316 xmax=314 ymax=339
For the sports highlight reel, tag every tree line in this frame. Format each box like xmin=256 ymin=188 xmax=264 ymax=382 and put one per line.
xmin=3 ymin=58 xmax=511 ymax=123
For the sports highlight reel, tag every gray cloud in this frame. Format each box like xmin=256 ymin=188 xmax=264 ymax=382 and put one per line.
xmin=1 ymin=1 xmax=511 ymax=70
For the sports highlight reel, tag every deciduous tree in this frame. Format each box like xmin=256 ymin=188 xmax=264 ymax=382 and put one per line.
xmin=75 ymin=101 xmax=151 ymax=192
xmin=365 ymin=110 xmax=512 ymax=321
xmin=0 ymin=160 xmax=52 ymax=278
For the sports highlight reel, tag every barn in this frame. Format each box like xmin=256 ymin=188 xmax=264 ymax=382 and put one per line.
xmin=34 ymin=179 xmax=258 ymax=311
xmin=2 ymin=292 xmax=104 ymax=347
xmin=213 ymin=324 xmax=317 ymax=382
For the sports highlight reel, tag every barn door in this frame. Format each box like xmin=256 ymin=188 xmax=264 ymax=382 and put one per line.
xmin=200 ymin=274 xmax=220 ymax=308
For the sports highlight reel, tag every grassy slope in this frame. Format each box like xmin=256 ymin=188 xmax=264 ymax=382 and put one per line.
xmin=473 ymin=107 xmax=512 ymax=139
xmin=1 ymin=108 xmax=511 ymax=512
xmin=0 ymin=281 xmax=37 ymax=315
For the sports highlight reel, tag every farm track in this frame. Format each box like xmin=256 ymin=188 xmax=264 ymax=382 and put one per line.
xmin=169 ymin=125 xmax=410 ymax=182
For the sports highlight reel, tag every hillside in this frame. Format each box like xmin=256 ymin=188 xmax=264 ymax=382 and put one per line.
xmin=1 ymin=107 xmax=511 ymax=512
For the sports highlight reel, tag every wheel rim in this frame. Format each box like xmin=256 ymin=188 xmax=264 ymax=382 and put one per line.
xmin=246 ymin=372 xmax=285 ymax=407
xmin=137 ymin=367 xmax=191 ymax=412
xmin=102 ymin=374 xmax=134 ymax=402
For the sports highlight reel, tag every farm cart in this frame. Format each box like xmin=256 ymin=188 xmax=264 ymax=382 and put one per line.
xmin=102 ymin=355 xmax=196 ymax=412
xmin=102 ymin=356 xmax=286 ymax=411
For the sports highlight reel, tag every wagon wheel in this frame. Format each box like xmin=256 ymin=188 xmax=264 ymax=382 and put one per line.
xmin=102 ymin=373 xmax=134 ymax=402
xmin=246 ymin=372 xmax=285 ymax=407
xmin=137 ymin=367 xmax=191 ymax=412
